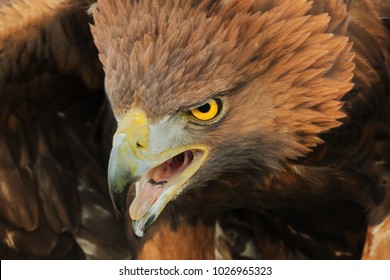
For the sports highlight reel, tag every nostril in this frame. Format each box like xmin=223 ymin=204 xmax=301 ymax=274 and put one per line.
xmin=133 ymin=137 xmax=148 ymax=150
xmin=136 ymin=142 xmax=145 ymax=149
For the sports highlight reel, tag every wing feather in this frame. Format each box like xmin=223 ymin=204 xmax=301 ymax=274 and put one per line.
xmin=0 ymin=132 xmax=39 ymax=231
xmin=0 ymin=0 xmax=130 ymax=259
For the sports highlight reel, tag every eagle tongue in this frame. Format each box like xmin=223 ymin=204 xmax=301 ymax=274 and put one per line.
xmin=129 ymin=179 xmax=163 ymax=220
xmin=129 ymin=153 xmax=187 ymax=220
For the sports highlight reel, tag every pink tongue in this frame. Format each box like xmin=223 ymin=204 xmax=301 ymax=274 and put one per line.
xmin=129 ymin=179 xmax=162 ymax=220
xmin=129 ymin=153 xmax=187 ymax=220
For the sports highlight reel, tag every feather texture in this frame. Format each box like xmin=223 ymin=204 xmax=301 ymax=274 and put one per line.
xmin=0 ymin=0 xmax=130 ymax=259
xmin=1 ymin=0 xmax=390 ymax=259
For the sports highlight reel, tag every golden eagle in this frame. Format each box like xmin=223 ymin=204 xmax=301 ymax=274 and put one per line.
xmin=1 ymin=0 xmax=390 ymax=259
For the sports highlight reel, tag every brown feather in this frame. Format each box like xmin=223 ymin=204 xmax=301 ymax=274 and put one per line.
xmin=2 ymin=0 xmax=390 ymax=260
xmin=136 ymin=220 xmax=215 ymax=260
xmin=0 ymin=0 xmax=130 ymax=259
xmin=362 ymin=215 xmax=390 ymax=259
xmin=91 ymin=0 xmax=390 ymax=259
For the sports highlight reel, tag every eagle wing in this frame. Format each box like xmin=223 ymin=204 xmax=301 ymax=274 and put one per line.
xmin=0 ymin=0 xmax=130 ymax=259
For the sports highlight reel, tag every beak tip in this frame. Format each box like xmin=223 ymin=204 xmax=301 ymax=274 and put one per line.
xmin=132 ymin=222 xmax=145 ymax=237
xmin=109 ymin=188 xmax=129 ymax=217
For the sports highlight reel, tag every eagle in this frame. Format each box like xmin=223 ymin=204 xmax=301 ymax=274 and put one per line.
xmin=1 ymin=0 xmax=390 ymax=260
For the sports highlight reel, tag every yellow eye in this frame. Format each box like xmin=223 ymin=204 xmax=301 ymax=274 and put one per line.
xmin=190 ymin=98 xmax=222 ymax=121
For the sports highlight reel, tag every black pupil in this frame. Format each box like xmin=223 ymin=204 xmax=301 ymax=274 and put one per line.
xmin=198 ymin=103 xmax=211 ymax=113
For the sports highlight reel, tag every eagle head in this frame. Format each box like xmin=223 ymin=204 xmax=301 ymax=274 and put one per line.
xmin=91 ymin=0 xmax=354 ymax=236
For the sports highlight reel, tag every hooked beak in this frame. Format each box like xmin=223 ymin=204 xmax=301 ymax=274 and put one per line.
xmin=108 ymin=109 xmax=208 ymax=236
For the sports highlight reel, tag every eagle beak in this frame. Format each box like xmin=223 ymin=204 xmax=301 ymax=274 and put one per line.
xmin=108 ymin=109 xmax=154 ymax=217
xmin=108 ymin=133 xmax=154 ymax=216
xmin=108 ymin=109 xmax=208 ymax=237
xmin=108 ymin=134 xmax=131 ymax=216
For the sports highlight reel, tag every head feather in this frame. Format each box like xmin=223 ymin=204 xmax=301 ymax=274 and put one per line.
xmin=92 ymin=0 xmax=354 ymax=158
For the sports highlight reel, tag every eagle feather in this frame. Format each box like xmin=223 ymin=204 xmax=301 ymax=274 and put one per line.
xmin=1 ymin=0 xmax=390 ymax=259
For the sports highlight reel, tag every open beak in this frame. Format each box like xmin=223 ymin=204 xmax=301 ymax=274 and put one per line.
xmin=108 ymin=109 xmax=208 ymax=237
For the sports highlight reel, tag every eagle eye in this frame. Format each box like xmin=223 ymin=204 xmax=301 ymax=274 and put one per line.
xmin=190 ymin=98 xmax=223 ymax=121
